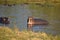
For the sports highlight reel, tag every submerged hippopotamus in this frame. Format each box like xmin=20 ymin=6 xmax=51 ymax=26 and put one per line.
xmin=0 ymin=17 xmax=10 ymax=25
xmin=27 ymin=16 xmax=49 ymax=30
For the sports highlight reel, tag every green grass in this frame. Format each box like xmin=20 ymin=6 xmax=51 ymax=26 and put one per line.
xmin=0 ymin=26 xmax=60 ymax=40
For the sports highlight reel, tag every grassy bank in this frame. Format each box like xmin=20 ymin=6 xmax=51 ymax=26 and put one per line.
xmin=0 ymin=26 xmax=60 ymax=40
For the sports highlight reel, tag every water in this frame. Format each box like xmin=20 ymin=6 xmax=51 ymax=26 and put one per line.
xmin=33 ymin=25 xmax=60 ymax=35
xmin=0 ymin=4 xmax=60 ymax=35
xmin=0 ymin=5 xmax=32 ymax=30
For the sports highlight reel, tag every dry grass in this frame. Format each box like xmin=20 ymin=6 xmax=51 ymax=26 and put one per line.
xmin=0 ymin=26 xmax=60 ymax=40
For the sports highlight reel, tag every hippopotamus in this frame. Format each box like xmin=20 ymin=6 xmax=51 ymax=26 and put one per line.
xmin=0 ymin=17 xmax=10 ymax=25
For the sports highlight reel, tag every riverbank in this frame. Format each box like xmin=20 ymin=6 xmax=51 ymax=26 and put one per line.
xmin=0 ymin=26 xmax=60 ymax=40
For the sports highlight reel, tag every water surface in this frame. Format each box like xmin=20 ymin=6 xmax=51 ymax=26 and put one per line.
xmin=0 ymin=4 xmax=60 ymax=35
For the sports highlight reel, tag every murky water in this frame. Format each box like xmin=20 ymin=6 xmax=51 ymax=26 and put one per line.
xmin=0 ymin=4 xmax=60 ymax=35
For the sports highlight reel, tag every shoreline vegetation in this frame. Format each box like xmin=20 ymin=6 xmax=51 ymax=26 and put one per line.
xmin=0 ymin=26 xmax=60 ymax=40
xmin=0 ymin=0 xmax=60 ymax=5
